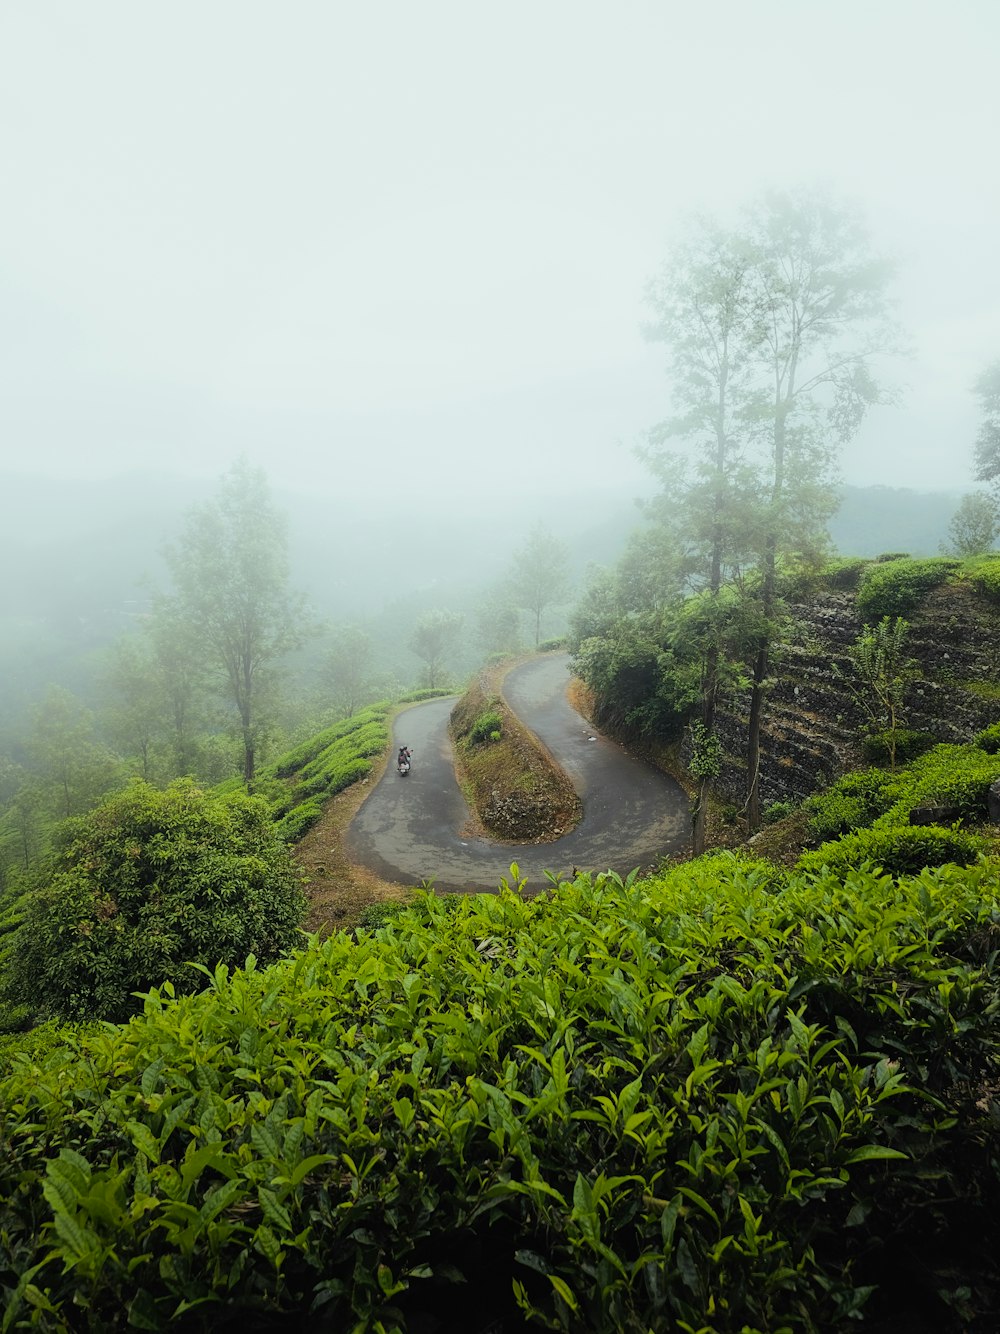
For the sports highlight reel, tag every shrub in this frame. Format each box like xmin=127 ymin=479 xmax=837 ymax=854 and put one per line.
xmin=2 ymin=861 xmax=999 ymax=1330
xmin=861 ymin=728 xmax=936 ymax=765
xmin=960 ymin=553 xmax=1000 ymax=604
xmin=819 ymin=557 xmax=869 ymax=590
xmin=273 ymin=799 xmax=325 ymax=843
xmin=877 ymin=743 xmax=1000 ymax=824
xmin=2 ymin=779 xmax=306 ymax=1024
xmin=975 ymin=722 xmax=1000 ymax=754
xmin=537 ymin=637 xmax=567 ymax=652
xmin=805 ymin=768 xmax=891 ymax=839
xmin=468 ymin=710 xmax=504 ymax=745
xmin=272 ymin=706 xmax=390 ymax=779
xmin=762 ymin=798 xmax=799 ymax=824
xmin=857 ymin=557 xmax=959 ymax=620
xmin=797 ymin=823 xmax=985 ymax=876
xmin=355 ymin=899 xmax=412 ymax=930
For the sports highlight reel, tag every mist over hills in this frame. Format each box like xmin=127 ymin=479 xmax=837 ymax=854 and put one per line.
xmin=0 ymin=469 xmax=972 ymax=740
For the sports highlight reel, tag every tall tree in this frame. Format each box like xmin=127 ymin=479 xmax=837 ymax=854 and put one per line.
xmin=942 ymin=491 xmax=999 ymax=556
xmin=162 ymin=459 xmax=308 ymax=785
xmin=25 ymin=686 xmax=118 ymax=818
xmin=508 ymin=525 xmax=571 ymax=648
xmin=409 ymin=610 xmax=463 ymax=689
xmin=323 ymin=625 xmax=375 ymax=718
xmin=742 ymin=193 xmax=897 ymax=826
xmin=645 ymin=226 xmax=764 ymax=852
xmin=147 ymin=599 xmax=212 ymax=776
xmin=973 ymin=361 xmax=1000 ymax=495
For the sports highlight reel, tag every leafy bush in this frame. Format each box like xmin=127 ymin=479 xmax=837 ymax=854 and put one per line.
xmin=271 ymin=705 xmax=390 ymax=779
xmin=272 ymin=799 xmax=324 ymax=843
xmin=975 ymin=722 xmax=1000 ymax=754
xmin=959 ymin=553 xmax=1000 ymax=603
xmin=398 ymin=687 xmax=455 ymax=703
xmin=819 ymin=556 xmax=869 ymax=590
xmin=857 ymin=557 xmax=959 ymax=620
xmin=468 ymin=710 xmax=504 ymax=745
xmin=2 ymin=779 xmax=306 ymax=1024
xmin=805 ymin=767 xmax=891 ymax=839
xmin=1 ymin=860 xmax=999 ymax=1330
xmin=355 ymin=899 xmax=412 ymax=930
xmin=861 ymin=728 xmax=936 ymax=765
xmin=876 ymin=743 xmax=1000 ymax=825
xmin=762 ymin=798 xmax=799 ymax=824
xmin=797 ymin=823 xmax=985 ymax=876
xmin=538 ymin=637 xmax=567 ymax=652
xmin=806 ymin=745 xmax=1000 ymax=846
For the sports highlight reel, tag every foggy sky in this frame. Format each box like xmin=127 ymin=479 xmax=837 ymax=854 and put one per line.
xmin=2 ymin=1 xmax=997 ymax=504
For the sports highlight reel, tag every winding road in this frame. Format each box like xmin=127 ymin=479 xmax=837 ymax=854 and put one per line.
xmin=345 ymin=653 xmax=690 ymax=894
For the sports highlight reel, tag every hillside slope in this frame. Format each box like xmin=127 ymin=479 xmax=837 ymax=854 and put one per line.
xmin=702 ymin=562 xmax=1000 ymax=812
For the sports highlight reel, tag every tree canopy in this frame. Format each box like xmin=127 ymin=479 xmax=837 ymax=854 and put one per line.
xmin=161 ymin=459 xmax=309 ymax=784
xmin=4 ymin=779 xmax=306 ymax=1023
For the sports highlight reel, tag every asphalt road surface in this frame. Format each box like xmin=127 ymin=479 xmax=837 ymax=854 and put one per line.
xmin=345 ymin=653 xmax=690 ymax=894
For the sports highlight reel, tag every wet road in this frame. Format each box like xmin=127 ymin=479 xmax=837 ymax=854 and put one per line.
xmin=345 ymin=653 xmax=690 ymax=894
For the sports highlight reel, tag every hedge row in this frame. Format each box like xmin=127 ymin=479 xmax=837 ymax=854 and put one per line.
xmin=2 ymin=857 xmax=999 ymax=1330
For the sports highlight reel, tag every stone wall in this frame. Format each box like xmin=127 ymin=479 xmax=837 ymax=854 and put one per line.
xmin=702 ymin=582 xmax=1000 ymax=812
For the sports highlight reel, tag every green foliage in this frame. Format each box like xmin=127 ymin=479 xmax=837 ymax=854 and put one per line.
xmin=247 ymin=706 xmax=390 ymax=844
xmin=798 ymin=823 xmax=985 ymax=876
xmin=804 ymin=768 xmax=891 ymax=839
xmin=409 ymin=609 xmax=463 ymax=689
xmin=271 ymin=705 xmax=390 ymax=779
xmin=354 ymin=899 xmax=413 ymax=930
xmin=973 ymin=359 xmax=1000 ymax=491
xmin=1 ymin=859 xmax=999 ymax=1330
xmin=272 ymin=799 xmax=325 ymax=843
xmin=573 ymin=620 xmax=700 ymax=742
xmin=688 ymin=721 xmax=722 ymax=779
xmin=468 ymin=710 xmax=504 ymax=745
xmin=856 ymin=557 xmax=958 ymax=620
xmin=876 ymin=743 xmax=1000 ymax=825
xmin=762 ymin=798 xmax=799 ymax=824
xmin=398 ymin=687 xmax=454 ymax=703
xmin=3 ymin=779 xmax=306 ymax=1024
xmin=537 ymin=636 xmax=567 ymax=652
xmin=860 ymin=728 xmax=936 ymax=765
xmin=942 ymin=491 xmax=999 ymax=557
xmin=818 ymin=556 xmax=869 ymax=590
xmin=959 ymin=552 xmax=1000 ymax=603
xmin=975 ymin=722 xmax=1000 ymax=754
xmin=508 ymin=526 xmax=572 ymax=648
xmin=805 ymin=744 xmax=1000 ymax=861
xmin=160 ymin=459 xmax=311 ymax=784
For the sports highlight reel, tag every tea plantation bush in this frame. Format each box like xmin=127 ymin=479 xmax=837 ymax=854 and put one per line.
xmin=856 ymin=557 xmax=958 ymax=621
xmin=1 ymin=779 xmax=306 ymax=1025
xmin=797 ymin=823 xmax=985 ymax=876
xmin=469 ymin=709 xmax=504 ymax=744
xmin=2 ymin=857 xmax=999 ymax=1331
xmin=805 ymin=743 xmax=1000 ymax=840
xmin=245 ymin=706 xmax=391 ymax=844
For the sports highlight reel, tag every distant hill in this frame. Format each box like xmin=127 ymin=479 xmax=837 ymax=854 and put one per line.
xmin=828 ymin=484 xmax=967 ymax=557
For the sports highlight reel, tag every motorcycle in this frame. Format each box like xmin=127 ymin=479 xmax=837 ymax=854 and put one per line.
xmin=397 ymin=749 xmax=412 ymax=776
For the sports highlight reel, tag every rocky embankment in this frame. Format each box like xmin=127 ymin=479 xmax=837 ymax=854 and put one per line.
xmin=706 ymin=582 xmax=1000 ymax=811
